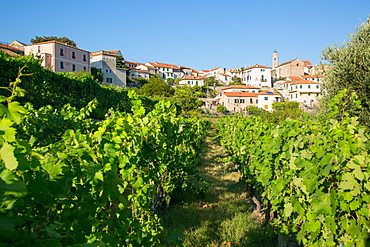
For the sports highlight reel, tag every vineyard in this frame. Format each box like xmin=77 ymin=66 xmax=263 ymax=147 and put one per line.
xmin=0 ymin=69 xmax=210 ymax=246
xmin=217 ymin=90 xmax=370 ymax=246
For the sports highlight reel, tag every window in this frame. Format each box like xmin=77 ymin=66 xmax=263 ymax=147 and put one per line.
xmin=131 ymin=73 xmax=135 ymax=76
xmin=308 ymin=85 xmax=311 ymax=89
xmin=188 ymin=81 xmax=190 ymax=84
xmin=60 ymin=48 xmax=64 ymax=56
xmin=106 ymin=78 xmax=112 ymax=83
xmin=250 ymin=98 xmax=253 ymax=103
xmin=83 ymin=67 xmax=86 ymax=71
xmin=260 ymin=69 xmax=265 ymax=72
xmin=60 ymin=61 xmax=64 ymax=69
xmin=38 ymin=46 xmax=41 ymax=53
xmin=235 ymin=99 xmax=239 ymax=103
xmin=72 ymin=64 xmax=76 ymax=72
xmin=83 ymin=54 xmax=87 ymax=61
xmin=300 ymin=85 xmax=302 ymax=88
xmin=196 ymin=81 xmax=198 ymax=85
xmin=296 ymin=94 xmax=298 ymax=98
xmin=316 ymin=93 xmax=319 ymax=96
xmin=106 ymin=69 xmax=112 ymax=73
xmin=308 ymin=93 xmax=311 ymax=96
xmin=264 ymin=97 xmax=268 ymax=100
xmin=316 ymin=85 xmax=319 ymax=89
xmin=240 ymin=99 xmax=245 ymax=103
xmin=228 ymin=99 xmax=231 ymax=103
xmin=72 ymin=51 xmax=76 ymax=59
xmin=256 ymin=99 xmax=258 ymax=103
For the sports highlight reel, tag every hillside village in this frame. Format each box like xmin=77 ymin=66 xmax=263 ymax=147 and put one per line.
xmin=1 ymin=39 xmax=329 ymax=112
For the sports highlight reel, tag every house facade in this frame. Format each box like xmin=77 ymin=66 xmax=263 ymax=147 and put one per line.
xmin=146 ymin=62 xmax=183 ymax=80
xmin=241 ymin=64 xmax=272 ymax=88
xmin=129 ymin=69 xmax=150 ymax=80
xmin=24 ymin=40 xmax=90 ymax=73
xmin=90 ymin=50 xmax=126 ymax=87
xmin=178 ymin=75 xmax=205 ymax=87
xmin=217 ymin=85 xmax=281 ymax=112
xmin=288 ymin=79 xmax=321 ymax=107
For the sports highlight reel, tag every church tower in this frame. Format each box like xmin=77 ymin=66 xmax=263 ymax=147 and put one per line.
xmin=272 ymin=50 xmax=278 ymax=69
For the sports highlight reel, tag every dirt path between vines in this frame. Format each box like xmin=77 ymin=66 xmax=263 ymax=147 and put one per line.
xmin=161 ymin=120 xmax=276 ymax=247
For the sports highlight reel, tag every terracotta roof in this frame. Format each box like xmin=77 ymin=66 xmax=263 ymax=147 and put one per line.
xmin=191 ymin=69 xmax=199 ymax=73
xmin=219 ymin=73 xmax=230 ymax=77
xmin=224 ymin=92 xmax=257 ymax=97
xmin=25 ymin=40 xmax=89 ymax=53
xmin=200 ymin=69 xmax=210 ymax=72
xmin=210 ymin=67 xmax=221 ymax=71
xmin=148 ymin=62 xmax=180 ymax=69
xmin=243 ymin=64 xmax=271 ymax=71
xmin=290 ymin=79 xmax=320 ymax=85
xmin=0 ymin=43 xmax=23 ymax=52
xmin=300 ymin=75 xmax=324 ymax=78
xmin=132 ymin=69 xmax=150 ymax=73
xmin=222 ymin=85 xmax=261 ymax=90
xmin=283 ymin=80 xmax=293 ymax=84
xmin=257 ymin=91 xmax=281 ymax=96
xmin=0 ymin=48 xmax=19 ymax=56
xmin=181 ymin=75 xmax=205 ymax=80
xmin=126 ymin=61 xmax=144 ymax=66
xmin=288 ymin=76 xmax=301 ymax=80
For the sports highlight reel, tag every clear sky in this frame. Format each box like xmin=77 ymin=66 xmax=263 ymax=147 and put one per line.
xmin=1 ymin=0 xmax=369 ymax=71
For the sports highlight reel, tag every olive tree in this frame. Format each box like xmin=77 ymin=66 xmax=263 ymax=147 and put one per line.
xmin=321 ymin=17 xmax=370 ymax=124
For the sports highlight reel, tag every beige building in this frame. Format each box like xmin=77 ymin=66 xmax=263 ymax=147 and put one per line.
xmin=9 ymin=40 xmax=27 ymax=51
xmin=274 ymin=58 xmax=306 ymax=79
xmin=24 ymin=40 xmax=90 ymax=73
xmin=91 ymin=50 xmax=126 ymax=87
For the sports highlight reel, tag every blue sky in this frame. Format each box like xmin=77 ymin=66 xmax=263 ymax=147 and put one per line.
xmin=1 ymin=0 xmax=369 ymax=70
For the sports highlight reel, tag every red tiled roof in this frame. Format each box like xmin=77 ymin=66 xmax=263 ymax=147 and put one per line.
xmin=191 ymin=69 xmax=199 ymax=73
xmin=288 ymin=76 xmax=301 ymax=80
xmin=0 ymin=48 xmax=19 ymax=56
xmin=126 ymin=61 xmax=144 ymax=65
xmin=257 ymin=91 xmax=281 ymax=96
xmin=181 ymin=75 xmax=205 ymax=80
xmin=300 ymin=75 xmax=324 ymax=78
xmin=290 ymin=79 xmax=320 ymax=85
xmin=224 ymin=92 xmax=257 ymax=97
xmin=132 ymin=69 xmax=150 ymax=73
xmin=222 ymin=85 xmax=261 ymax=90
xmin=0 ymin=44 xmax=23 ymax=52
xmin=25 ymin=40 xmax=89 ymax=53
xmin=219 ymin=73 xmax=230 ymax=77
xmin=148 ymin=62 xmax=180 ymax=69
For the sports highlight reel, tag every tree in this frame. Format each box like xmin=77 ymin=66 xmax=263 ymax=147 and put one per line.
xmin=91 ymin=67 xmax=103 ymax=83
xmin=216 ymin=104 xmax=228 ymax=113
xmin=30 ymin=36 xmax=77 ymax=46
xmin=204 ymin=76 xmax=218 ymax=87
xmin=173 ymin=85 xmax=203 ymax=113
xmin=321 ymin=18 xmax=370 ymax=125
xmin=137 ymin=77 xmax=174 ymax=98
xmin=231 ymin=76 xmax=242 ymax=84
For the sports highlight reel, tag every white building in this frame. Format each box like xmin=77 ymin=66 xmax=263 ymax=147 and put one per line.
xmin=289 ymin=79 xmax=321 ymax=107
xmin=241 ymin=64 xmax=272 ymax=88
xmin=178 ymin=75 xmax=205 ymax=87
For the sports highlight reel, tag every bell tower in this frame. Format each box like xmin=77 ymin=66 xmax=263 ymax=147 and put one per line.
xmin=272 ymin=50 xmax=278 ymax=69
